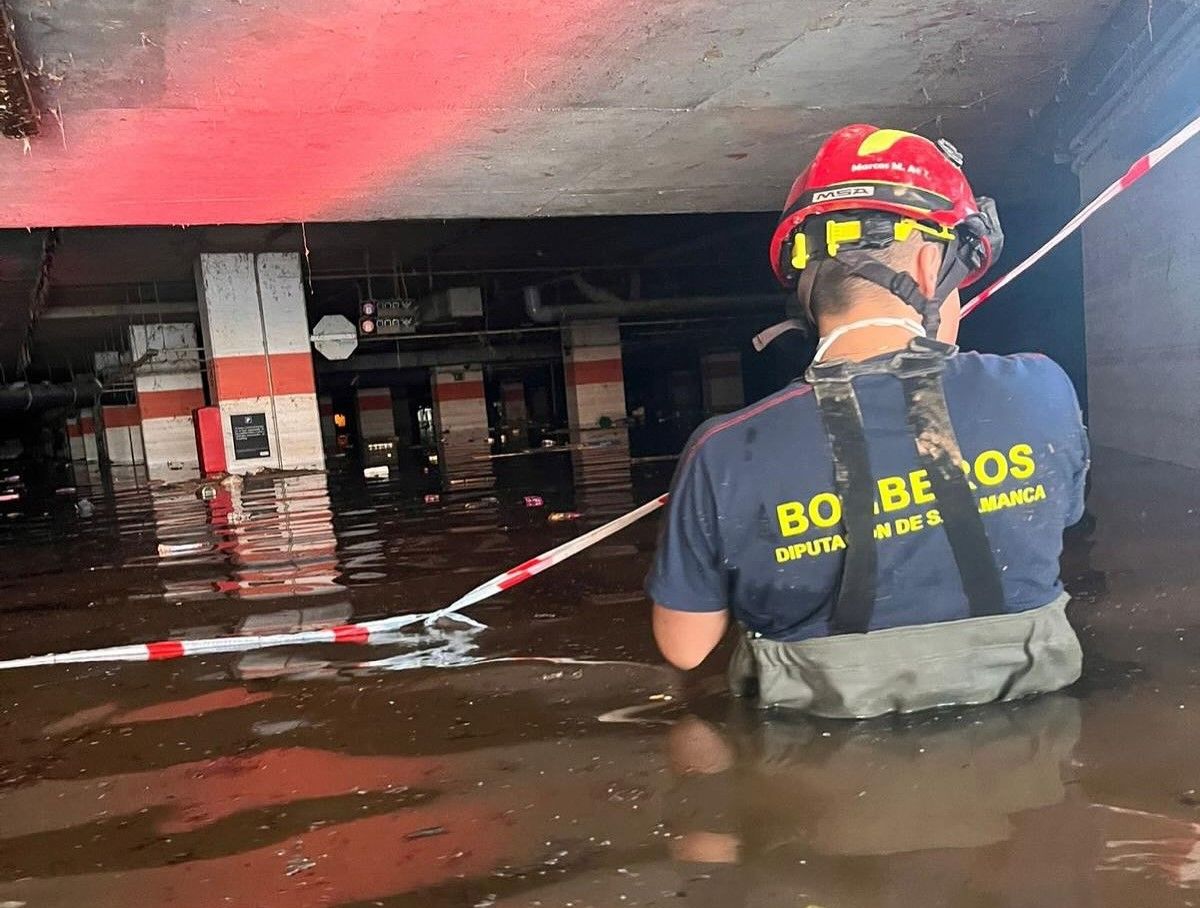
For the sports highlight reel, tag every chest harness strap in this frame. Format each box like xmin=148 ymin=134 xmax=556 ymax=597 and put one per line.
xmin=806 ymin=334 xmax=1006 ymax=635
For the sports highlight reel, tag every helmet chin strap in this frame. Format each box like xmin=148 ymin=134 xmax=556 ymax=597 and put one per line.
xmin=812 ymin=317 xmax=926 ymax=364
xmin=753 ymin=238 xmax=972 ymax=352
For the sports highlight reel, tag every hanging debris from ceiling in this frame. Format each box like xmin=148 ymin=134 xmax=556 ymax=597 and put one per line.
xmin=0 ymin=0 xmax=38 ymax=139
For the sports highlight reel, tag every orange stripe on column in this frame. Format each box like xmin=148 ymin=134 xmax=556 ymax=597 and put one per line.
xmin=702 ymin=359 xmax=742 ymax=379
xmin=566 ymin=358 xmax=623 ymax=386
xmin=103 ymin=405 xmax=141 ymax=428
xmin=66 ymin=423 xmax=82 ymax=438
xmin=138 ymin=388 xmax=207 ymax=420
xmin=78 ymin=417 xmax=96 ymax=433
xmin=211 ymin=352 xmax=316 ymax=400
xmin=434 ymin=380 xmax=485 ymax=403
xmin=268 ymin=351 xmax=317 ymax=396
xmin=358 ymin=398 xmax=393 ymax=411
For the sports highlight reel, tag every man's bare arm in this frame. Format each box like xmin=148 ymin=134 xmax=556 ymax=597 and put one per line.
xmin=652 ymin=604 xmax=728 ymax=670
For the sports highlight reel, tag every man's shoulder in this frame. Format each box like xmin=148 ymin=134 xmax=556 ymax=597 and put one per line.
xmin=680 ymin=381 xmax=817 ymax=468
xmin=947 ymin=351 xmax=1082 ymax=434
xmin=950 ymin=349 xmax=1069 ymax=381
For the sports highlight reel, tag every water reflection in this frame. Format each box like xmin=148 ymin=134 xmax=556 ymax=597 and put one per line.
xmin=571 ymin=441 xmax=635 ymax=519
xmin=668 ymin=697 xmax=1081 ymax=857
xmin=439 ymin=450 xmax=497 ymax=493
xmin=150 ymin=473 xmax=342 ymax=602
xmin=5 ymin=447 xmax=1200 ymax=907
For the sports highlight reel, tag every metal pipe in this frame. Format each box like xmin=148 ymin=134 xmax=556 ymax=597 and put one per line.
xmin=306 ymin=261 xmax=727 ymax=282
xmin=0 ymin=377 xmax=102 ymax=412
xmin=523 ymin=282 xmax=784 ymax=324
xmin=357 ymin=325 xmax=560 ymax=343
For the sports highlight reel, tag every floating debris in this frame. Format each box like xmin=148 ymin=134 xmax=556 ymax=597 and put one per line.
xmin=284 ymin=855 xmax=317 ymax=876
xmin=156 ymin=541 xmax=209 ymax=557
xmin=405 ymin=825 xmax=448 ymax=840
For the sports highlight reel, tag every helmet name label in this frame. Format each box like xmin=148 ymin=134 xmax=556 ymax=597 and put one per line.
xmin=811 ymin=185 xmax=874 ymax=203
xmin=850 ymin=161 xmax=931 ymax=178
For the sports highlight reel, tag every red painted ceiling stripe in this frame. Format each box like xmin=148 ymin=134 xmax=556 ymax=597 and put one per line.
xmin=0 ymin=0 xmax=631 ymax=227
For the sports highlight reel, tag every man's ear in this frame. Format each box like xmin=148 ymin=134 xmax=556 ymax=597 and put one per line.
xmin=914 ymin=241 xmax=943 ymax=300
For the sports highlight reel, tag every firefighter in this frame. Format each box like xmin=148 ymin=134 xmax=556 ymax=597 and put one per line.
xmin=646 ymin=125 xmax=1089 ymax=718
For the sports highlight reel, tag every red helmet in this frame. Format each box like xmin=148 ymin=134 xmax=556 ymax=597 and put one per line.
xmin=769 ymin=124 xmax=999 ymax=288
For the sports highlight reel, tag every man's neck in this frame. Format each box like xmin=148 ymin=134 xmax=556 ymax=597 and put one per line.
xmin=816 ymin=306 xmax=924 ymax=363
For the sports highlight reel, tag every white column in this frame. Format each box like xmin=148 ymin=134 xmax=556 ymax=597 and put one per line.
xmin=197 ymin=252 xmax=323 ymax=474
xmin=129 ymin=323 xmax=205 ymax=479
xmin=701 ymin=351 xmax=745 ymax=415
xmin=501 ymin=381 xmax=528 ymax=425
xmin=101 ymin=405 xmax=144 ymax=465
xmin=318 ymin=394 xmax=337 ymax=452
xmin=65 ymin=416 xmax=85 ymax=461
xmin=79 ymin=407 xmax=99 ymax=462
xmin=431 ymin=366 xmax=490 ymax=471
xmin=356 ymin=388 xmax=396 ymax=441
xmin=562 ymin=319 xmax=628 ymax=448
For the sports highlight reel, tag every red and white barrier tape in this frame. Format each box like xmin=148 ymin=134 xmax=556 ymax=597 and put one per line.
xmin=6 ymin=112 xmax=1200 ymax=674
xmin=0 ymin=494 xmax=669 ymax=671
xmin=961 ymin=109 xmax=1200 ymax=318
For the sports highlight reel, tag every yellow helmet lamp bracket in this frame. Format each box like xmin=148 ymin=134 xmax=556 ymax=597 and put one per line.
xmin=789 ymin=217 xmax=955 ymax=273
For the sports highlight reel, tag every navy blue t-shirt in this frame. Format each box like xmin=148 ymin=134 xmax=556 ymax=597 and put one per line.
xmin=646 ymin=351 xmax=1089 ymax=641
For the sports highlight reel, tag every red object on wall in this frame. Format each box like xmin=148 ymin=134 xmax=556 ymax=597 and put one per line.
xmin=193 ymin=406 xmax=228 ymax=475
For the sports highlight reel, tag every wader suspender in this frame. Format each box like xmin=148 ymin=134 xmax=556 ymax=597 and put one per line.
xmin=806 ymin=337 xmax=1006 ymax=635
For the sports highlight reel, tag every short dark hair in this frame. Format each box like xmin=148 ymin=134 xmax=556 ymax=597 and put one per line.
xmin=804 ymin=236 xmax=937 ymax=322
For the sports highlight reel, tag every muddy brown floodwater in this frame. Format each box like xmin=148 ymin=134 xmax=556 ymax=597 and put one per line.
xmin=1 ymin=445 xmax=1199 ymax=907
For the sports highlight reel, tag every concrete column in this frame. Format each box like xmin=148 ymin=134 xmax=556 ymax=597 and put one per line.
xmin=101 ymin=405 xmax=145 ymax=465
xmin=78 ymin=407 xmax=99 ymax=462
xmin=130 ymin=323 xmax=205 ymax=478
xmin=562 ymin=319 xmax=628 ymax=448
xmin=393 ymin=393 xmax=413 ymax=447
xmin=501 ymin=381 xmax=528 ymax=425
xmin=431 ymin=366 xmax=490 ymax=472
xmin=65 ymin=416 xmax=85 ymax=461
xmin=499 ymin=380 xmax=528 ymax=450
xmin=701 ymin=351 xmax=745 ymax=415
xmin=197 ymin=252 xmax=323 ymax=474
xmin=356 ymin=388 xmax=395 ymax=441
xmin=318 ymin=395 xmax=336 ymax=452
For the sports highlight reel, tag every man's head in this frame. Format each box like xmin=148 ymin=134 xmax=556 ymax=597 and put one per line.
xmin=768 ymin=125 xmax=1001 ymax=340
xmin=804 ymin=230 xmax=962 ymax=344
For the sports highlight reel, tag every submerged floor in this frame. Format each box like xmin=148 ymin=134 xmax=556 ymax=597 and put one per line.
xmin=0 ymin=446 xmax=1198 ymax=907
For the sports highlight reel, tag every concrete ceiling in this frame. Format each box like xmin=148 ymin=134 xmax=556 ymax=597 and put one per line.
xmin=0 ymin=0 xmax=1120 ymax=228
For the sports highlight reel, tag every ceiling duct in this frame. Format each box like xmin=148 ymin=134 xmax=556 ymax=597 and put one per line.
xmin=0 ymin=378 xmax=101 ymax=412
xmin=523 ymin=277 xmax=783 ymax=324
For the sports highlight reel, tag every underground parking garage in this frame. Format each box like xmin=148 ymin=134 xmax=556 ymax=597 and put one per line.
xmin=2 ymin=0 xmax=1200 ymax=905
